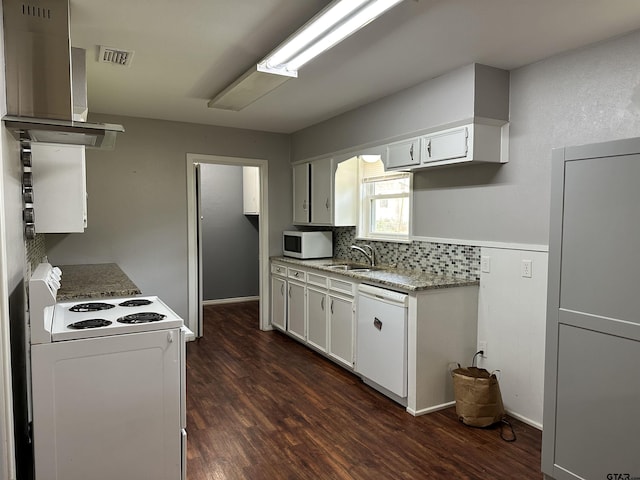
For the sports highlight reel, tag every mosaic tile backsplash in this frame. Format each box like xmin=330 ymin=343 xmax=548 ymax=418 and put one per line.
xmin=333 ymin=227 xmax=480 ymax=281
xmin=26 ymin=234 xmax=47 ymax=276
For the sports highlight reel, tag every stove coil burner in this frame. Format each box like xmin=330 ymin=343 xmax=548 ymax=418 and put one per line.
xmin=67 ymin=319 xmax=113 ymax=329
xmin=117 ymin=312 xmax=166 ymax=324
xmin=119 ymin=299 xmax=153 ymax=307
xmin=69 ymin=302 xmax=116 ymax=312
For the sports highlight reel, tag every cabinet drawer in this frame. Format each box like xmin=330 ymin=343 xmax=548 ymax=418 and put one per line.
xmin=271 ymin=263 xmax=287 ymax=276
xmin=307 ymin=272 xmax=328 ymax=288
xmin=329 ymin=277 xmax=355 ymax=296
xmin=288 ymin=268 xmax=306 ymax=281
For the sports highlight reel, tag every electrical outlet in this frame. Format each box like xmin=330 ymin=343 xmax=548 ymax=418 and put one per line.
xmin=522 ymin=259 xmax=532 ymax=278
xmin=481 ymin=256 xmax=491 ymax=273
xmin=478 ymin=341 xmax=487 ymax=358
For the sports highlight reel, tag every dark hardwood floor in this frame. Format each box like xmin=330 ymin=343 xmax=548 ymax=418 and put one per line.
xmin=186 ymin=302 xmax=543 ymax=479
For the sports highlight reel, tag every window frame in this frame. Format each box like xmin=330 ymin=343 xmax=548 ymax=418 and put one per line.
xmin=357 ymin=163 xmax=412 ymax=243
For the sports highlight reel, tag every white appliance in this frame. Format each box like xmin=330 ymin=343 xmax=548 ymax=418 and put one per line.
xmin=282 ymin=230 xmax=333 ymax=259
xmin=28 ymin=263 xmax=191 ymax=480
xmin=356 ymin=284 xmax=408 ymax=403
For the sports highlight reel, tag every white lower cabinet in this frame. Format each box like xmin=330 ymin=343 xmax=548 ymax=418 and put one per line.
xmin=271 ymin=262 xmax=355 ymax=371
xmin=328 ymin=294 xmax=354 ymax=368
xmin=270 ymin=263 xmax=288 ymax=331
xmin=287 ymin=280 xmax=306 ymax=341
xmin=306 ymin=287 xmax=328 ymax=352
xmin=271 ymin=275 xmax=287 ymax=331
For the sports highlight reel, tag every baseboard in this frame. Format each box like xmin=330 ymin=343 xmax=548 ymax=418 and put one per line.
xmin=407 ymin=401 xmax=456 ymax=416
xmin=202 ymin=296 xmax=259 ymax=306
xmin=505 ymin=409 xmax=543 ymax=430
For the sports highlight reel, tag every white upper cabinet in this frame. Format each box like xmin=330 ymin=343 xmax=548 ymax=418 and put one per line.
xmin=422 ymin=126 xmax=469 ymax=164
xmin=386 ymin=138 xmax=421 ymax=170
xmin=292 ymin=163 xmax=310 ymax=223
xmin=293 ymin=156 xmax=357 ymax=226
xmin=31 ymin=143 xmax=87 ymax=233
xmin=242 ymin=166 xmax=260 ymax=215
xmin=310 ymin=158 xmax=333 ymax=225
xmin=383 ymin=122 xmax=507 ymax=171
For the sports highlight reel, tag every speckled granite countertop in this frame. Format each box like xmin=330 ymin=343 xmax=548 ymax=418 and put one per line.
xmin=271 ymin=257 xmax=478 ymax=292
xmin=57 ymin=263 xmax=142 ymax=301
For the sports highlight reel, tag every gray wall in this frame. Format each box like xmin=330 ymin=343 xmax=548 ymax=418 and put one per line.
xmin=291 ymin=29 xmax=640 ymax=245
xmin=200 ymin=164 xmax=259 ymax=300
xmin=45 ymin=114 xmax=292 ymax=319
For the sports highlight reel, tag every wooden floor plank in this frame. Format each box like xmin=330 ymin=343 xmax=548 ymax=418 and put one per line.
xmin=186 ymin=302 xmax=543 ymax=479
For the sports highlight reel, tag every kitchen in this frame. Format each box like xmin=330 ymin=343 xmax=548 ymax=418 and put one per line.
xmin=1 ymin=1 xmax=640 ymax=479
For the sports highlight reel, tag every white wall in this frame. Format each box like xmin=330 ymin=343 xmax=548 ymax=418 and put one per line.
xmin=477 ymin=247 xmax=547 ymax=428
xmin=45 ymin=114 xmax=292 ymax=319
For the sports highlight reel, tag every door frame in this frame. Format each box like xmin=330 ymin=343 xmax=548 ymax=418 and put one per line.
xmin=186 ymin=153 xmax=270 ymax=336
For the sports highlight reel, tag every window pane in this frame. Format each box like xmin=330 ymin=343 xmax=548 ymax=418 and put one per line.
xmin=372 ymin=177 xmax=410 ymax=195
xmin=371 ymin=197 xmax=409 ymax=235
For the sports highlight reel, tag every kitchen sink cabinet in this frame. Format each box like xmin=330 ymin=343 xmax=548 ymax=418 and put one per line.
xmin=270 ymin=259 xmax=479 ymax=416
xmin=292 ymin=156 xmax=357 ymax=226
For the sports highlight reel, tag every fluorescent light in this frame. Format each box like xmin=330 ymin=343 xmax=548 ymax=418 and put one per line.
xmin=260 ymin=0 xmax=404 ymax=75
xmin=264 ymin=0 xmax=369 ymax=70
xmin=208 ymin=0 xmax=405 ymax=111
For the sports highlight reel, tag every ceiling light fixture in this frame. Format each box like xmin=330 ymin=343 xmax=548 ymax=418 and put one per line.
xmin=208 ymin=0 xmax=405 ymax=111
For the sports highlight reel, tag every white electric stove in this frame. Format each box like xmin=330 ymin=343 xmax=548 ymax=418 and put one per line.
xmin=28 ymin=263 xmax=189 ymax=480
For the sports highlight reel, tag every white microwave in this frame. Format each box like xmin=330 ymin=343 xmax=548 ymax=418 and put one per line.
xmin=283 ymin=230 xmax=333 ymax=259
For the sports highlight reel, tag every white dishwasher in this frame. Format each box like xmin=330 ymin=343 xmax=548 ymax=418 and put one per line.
xmin=356 ymin=284 xmax=408 ymax=400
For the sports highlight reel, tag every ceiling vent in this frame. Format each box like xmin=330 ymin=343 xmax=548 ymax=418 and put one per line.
xmin=98 ymin=46 xmax=134 ymax=66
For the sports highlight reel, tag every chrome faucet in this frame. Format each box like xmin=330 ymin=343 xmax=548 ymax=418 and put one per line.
xmin=350 ymin=244 xmax=376 ymax=267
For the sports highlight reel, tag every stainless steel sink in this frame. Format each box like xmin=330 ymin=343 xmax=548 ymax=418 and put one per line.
xmin=324 ymin=264 xmax=379 ymax=272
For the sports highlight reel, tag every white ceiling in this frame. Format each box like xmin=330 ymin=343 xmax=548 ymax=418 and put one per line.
xmin=69 ymin=0 xmax=640 ymax=134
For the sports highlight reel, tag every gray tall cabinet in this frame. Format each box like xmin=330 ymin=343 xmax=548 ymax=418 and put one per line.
xmin=543 ymin=137 xmax=640 ymax=479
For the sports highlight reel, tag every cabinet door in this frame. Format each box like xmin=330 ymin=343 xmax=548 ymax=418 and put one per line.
xmin=307 ymin=288 xmax=328 ymax=352
xmin=310 ymin=158 xmax=333 ymax=225
xmin=31 ymin=143 xmax=87 ymax=233
xmin=385 ymin=138 xmax=420 ymax=170
xmin=242 ymin=166 xmax=260 ymax=215
xmin=292 ymin=163 xmax=310 ymax=223
xmin=422 ymin=126 xmax=468 ymax=164
xmin=328 ymin=295 xmax=354 ymax=368
xmin=287 ymin=281 xmax=306 ymax=341
xmin=271 ymin=276 xmax=287 ymax=331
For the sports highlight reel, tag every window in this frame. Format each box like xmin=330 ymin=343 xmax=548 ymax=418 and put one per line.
xmin=358 ymin=157 xmax=411 ymax=241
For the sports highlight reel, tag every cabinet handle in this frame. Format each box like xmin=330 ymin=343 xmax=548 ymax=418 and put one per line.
xmin=321 ymin=297 xmax=325 ymax=311
xmin=409 ymin=143 xmax=414 ymax=161
xmin=426 ymin=139 xmax=432 ymax=157
xmin=294 ymin=271 xmax=299 ymax=277
xmin=303 ymin=200 xmax=307 ymax=211
xmin=281 ymin=283 xmax=284 ymax=295
xmin=330 ymin=299 xmax=334 ymax=314
xmin=374 ymin=317 xmax=383 ymax=331
xmin=288 ymin=286 xmax=291 ymax=297
xmin=325 ymin=198 xmax=329 ymax=210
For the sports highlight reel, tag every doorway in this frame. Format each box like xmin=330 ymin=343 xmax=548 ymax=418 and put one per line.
xmin=186 ymin=154 xmax=270 ymax=337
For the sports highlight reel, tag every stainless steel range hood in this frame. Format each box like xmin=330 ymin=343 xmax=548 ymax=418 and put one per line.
xmin=1 ymin=0 xmax=124 ymax=149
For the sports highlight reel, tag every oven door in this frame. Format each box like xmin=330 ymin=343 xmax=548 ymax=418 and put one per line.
xmin=31 ymin=329 xmax=183 ymax=480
